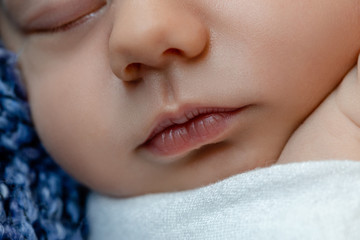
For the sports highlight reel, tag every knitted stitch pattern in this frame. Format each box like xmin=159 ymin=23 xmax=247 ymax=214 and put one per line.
xmin=0 ymin=45 xmax=88 ymax=239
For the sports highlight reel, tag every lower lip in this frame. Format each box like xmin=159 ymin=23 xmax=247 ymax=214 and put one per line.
xmin=143 ymin=109 xmax=243 ymax=157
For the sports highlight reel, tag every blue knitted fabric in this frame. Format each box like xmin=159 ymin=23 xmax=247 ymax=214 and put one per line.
xmin=0 ymin=44 xmax=88 ymax=239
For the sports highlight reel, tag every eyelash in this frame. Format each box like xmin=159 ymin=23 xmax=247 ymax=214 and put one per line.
xmin=26 ymin=2 xmax=107 ymax=34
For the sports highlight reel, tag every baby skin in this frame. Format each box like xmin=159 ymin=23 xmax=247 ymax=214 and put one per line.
xmin=279 ymin=59 xmax=360 ymax=164
xmin=1 ymin=0 xmax=360 ymax=197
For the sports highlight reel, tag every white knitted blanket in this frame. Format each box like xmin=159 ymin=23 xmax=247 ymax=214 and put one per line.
xmin=87 ymin=160 xmax=360 ymax=240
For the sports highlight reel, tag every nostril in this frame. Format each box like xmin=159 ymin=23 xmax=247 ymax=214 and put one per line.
xmin=125 ymin=62 xmax=142 ymax=73
xmin=123 ymin=63 xmax=142 ymax=82
xmin=163 ymin=48 xmax=184 ymax=56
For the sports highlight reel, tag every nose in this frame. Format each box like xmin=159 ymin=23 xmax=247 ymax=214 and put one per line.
xmin=109 ymin=1 xmax=208 ymax=81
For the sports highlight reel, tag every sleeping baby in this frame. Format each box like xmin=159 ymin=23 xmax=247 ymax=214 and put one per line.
xmin=1 ymin=0 xmax=360 ymax=239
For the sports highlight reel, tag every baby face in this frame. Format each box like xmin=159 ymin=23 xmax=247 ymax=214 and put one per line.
xmin=1 ymin=0 xmax=359 ymax=197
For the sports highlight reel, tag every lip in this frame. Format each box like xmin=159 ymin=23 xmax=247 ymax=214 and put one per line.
xmin=141 ymin=106 xmax=246 ymax=158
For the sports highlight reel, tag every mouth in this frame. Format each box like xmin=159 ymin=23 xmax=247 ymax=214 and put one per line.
xmin=141 ymin=106 xmax=246 ymax=158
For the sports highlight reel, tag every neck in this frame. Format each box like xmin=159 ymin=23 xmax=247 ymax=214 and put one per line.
xmin=278 ymin=56 xmax=360 ymax=164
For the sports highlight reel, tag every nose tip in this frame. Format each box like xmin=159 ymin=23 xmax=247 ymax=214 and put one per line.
xmin=108 ymin=2 xmax=208 ymax=82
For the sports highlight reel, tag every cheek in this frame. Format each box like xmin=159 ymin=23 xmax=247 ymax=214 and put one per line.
xmin=237 ymin=0 xmax=359 ymax=100
xmin=29 ymin=71 xmax=110 ymax=168
xmin=19 ymin=47 xmax=135 ymax=187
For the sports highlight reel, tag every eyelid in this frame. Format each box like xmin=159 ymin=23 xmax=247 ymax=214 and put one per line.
xmin=21 ymin=0 xmax=107 ymax=34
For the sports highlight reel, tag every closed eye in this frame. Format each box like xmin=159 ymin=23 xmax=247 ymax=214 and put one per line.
xmin=23 ymin=0 xmax=107 ymax=35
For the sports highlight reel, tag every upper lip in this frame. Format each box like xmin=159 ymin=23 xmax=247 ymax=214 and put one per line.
xmin=144 ymin=106 xmax=240 ymax=142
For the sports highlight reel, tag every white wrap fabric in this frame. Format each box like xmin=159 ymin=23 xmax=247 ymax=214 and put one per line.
xmin=87 ymin=161 xmax=360 ymax=239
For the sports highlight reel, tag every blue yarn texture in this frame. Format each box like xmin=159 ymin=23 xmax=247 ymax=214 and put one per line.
xmin=0 ymin=45 xmax=88 ymax=239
